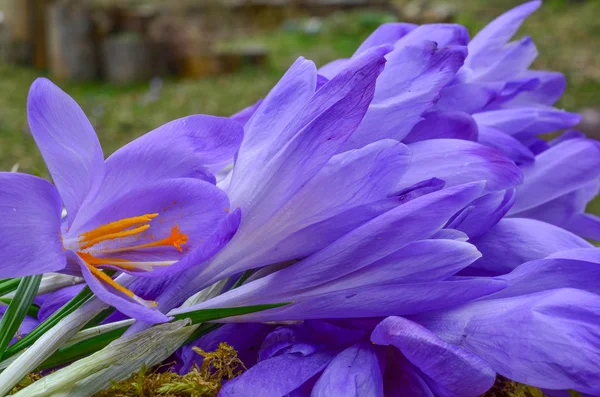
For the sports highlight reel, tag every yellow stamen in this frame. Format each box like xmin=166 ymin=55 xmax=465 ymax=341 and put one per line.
xmin=99 ymin=225 xmax=188 ymax=254
xmin=79 ymin=254 xmax=157 ymax=307
xmin=79 ymin=213 xmax=158 ymax=246
xmin=77 ymin=252 xmax=136 ymax=270
xmin=79 ymin=224 xmax=151 ymax=250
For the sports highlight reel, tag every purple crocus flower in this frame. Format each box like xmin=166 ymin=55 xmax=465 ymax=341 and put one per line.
xmin=135 ymin=44 xmax=523 ymax=330
xmin=0 ymin=78 xmax=243 ymax=323
xmin=325 ymin=1 xmax=599 ymax=240
xmin=213 ymin=247 xmax=600 ymax=396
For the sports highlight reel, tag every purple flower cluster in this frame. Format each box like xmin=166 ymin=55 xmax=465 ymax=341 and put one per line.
xmin=1 ymin=1 xmax=599 ymax=396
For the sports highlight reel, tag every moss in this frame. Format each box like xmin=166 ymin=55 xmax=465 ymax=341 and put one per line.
xmin=93 ymin=342 xmax=246 ymax=397
xmin=9 ymin=373 xmax=42 ymax=395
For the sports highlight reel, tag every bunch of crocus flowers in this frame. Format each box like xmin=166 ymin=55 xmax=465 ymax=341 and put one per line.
xmin=0 ymin=1 xmax=599 ymax=396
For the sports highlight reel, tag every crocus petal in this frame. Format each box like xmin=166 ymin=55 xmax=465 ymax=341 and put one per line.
xmin=312 ymin=343 xmax=383 ymax=397
xmin=400 ymin=139 xmax=523 ymax=192
xmin=466 ymin=0 xmax=541 ymax=69
xmin=70 ymin=252 xmax=171 ymax=324
xmin=492 ymin=248 xmax=600 ymax=298
xmin=397 ymin=24 xmax=469 ymax=48
xmin=471 ymin=36 xmax=537 ymax=82
xmin=404 ymin=111 xmax=478 ymax=143
xmin=412 ymin=289 xmax=600 ymax=394
xmin=308 ymin=238 xmax=481 ymax=289
xmin=237 ymin=278 xmax=505 ymax=322
xmin=502 ymin=70 xmax=566 ymax=107
xmin=372 ymin=317 xmax=496 ymax=397
xmin=383 ymin=350 xmax=435 ymax=397
xmin=473 ymin=108 xmax=581 ymax=138
xmin=509 ymin=138 xmax=600 ymax=214
xmin=228 ymin=46 xmax=389 ymax=231
xmin=478 ymin=126 xmax=535 ymax=164
xmin=447 ymin=189 xmax=515 ymax=238
xmin=27 ymin=78 xmax=105 ymax=226
xmin=219 ymin=351 xmax=335 ymax=397
xmin=72 ymin=115 xmax=243 ymax=229
xmin=37 ymin=284 xmax=84 ymax=321
xmin=0 ymin=173 xmax=65 ymax=278
xmin=435 ymin=81 xmax=504 ymax=114
xmin=256 ymin=179 xmax=445 ymax=267
xmin=229 ymin=57 xmax=316 ymax=196
xmin=512 ymin=181 xmax=600 ymax=241
xmin=344 ymin=43 xmax=467 ymax=149
xmin=186 ymin=182 xmax=485 ymax=311
xmin=354 ymin=23 xmax=417 ymax=55
xmin=209 ymin=139 xmax=411 ymax=274
xmin=231 ymin=99 xmax=263 ymax=126
xmin=468 ymin=218 xmax=590 ymax=276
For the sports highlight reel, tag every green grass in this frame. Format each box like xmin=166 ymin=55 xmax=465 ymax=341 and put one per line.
xmin=0 ymin=1 xmax=598 ymax=179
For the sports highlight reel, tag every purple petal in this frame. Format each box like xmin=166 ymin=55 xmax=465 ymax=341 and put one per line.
xmin=344 ymin=43 xmax=467 ymax=148
xmin=384 ymin=350 xmax=435 ymax=397
xmin=258 ymin=179 xmax=446 ymax=266
xmin=412 ymin=289 xmax=600 ymax=394
xmin=72 ymin=115 xmax=243 ymax=229
xmin=473 ymin=108 xmax=581 ymax=138
xmin=492 ymin=248 xmax=600 ymax=298
xmin=478 ymin=126 xmax=535 ymax=164
xmin=355 ymin=23 xmax=417 ymax=55
xmin=312 ymin=343 xmax=383 ymax=397
xmin=397 ymin=24 xmax=469 ymax=48
xmin=70 ymin=251 xmax=170 ymax=324
xmin=447 ymin=189 xmax=516 ymax=238
xmin=372 ymin=317 xmax=496 ymax=397
xmin=471 ymin=36 xmax=537 ymax=82
xmin=219 ymin=350 xmax=335 ymax=397
xmin=228 ymin=47 xmax=389 ymax=230
xmin=509 ymin=138 xmax=600 ymax=214
xmin=210 ymin=139 xmax=410 ymax=274
xmin=37 ymin=284 xmax=84 ymax=321
xmin=434 ymin=81 xmax=503 ymax=114
xmin=240 ymin=278 xmax=505 ymax=322
xmin=404 ymin=111 xmax=478 ymax=143
xmin=231 ymin=99 xmax=263 ymax=126
xmin=501 ymin=70 xmax=566 ymax=107
xmin=400 ymin=139 xmax=523 ymax=192
xmin=0 ymin=173 xmax=65 ymax=278
xmin=512 ymin=180 xmax=600 ymax=241
xmin=187 ymin=182 xmax=485 ymax=311
xmin=467 ymin=1 xmax=541 ymax=69
xmin=468 ymin=218 xmax=590 ymax=276
xmin=27 ymin=78 xmax=104 ymax=226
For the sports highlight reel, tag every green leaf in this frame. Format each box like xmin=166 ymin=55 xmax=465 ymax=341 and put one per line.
xmin=3 ymin=285 xmax=94 ymax=359
xmin=0 ymin=275 xmax=42 ymax=359
xmin=39 ymin=326 xmax=127 ymax=370
xmin=39 ymin=302 xmax=289 ymax=370
xmin=0 ymin=298 xmax=39 ymax=319
xmin=83 ymin=307 xmax=116 ymax=329
xmin=172 ymin=302 xmax=289 ymax=325
xmin=0 ymin=278 xmax=21 ymax=297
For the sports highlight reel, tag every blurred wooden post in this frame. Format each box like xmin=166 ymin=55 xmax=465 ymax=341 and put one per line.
xmin=5 ymin=0 xmax=35 ymax=64
xmin=46 ymin=2 xmax=97 ymax=81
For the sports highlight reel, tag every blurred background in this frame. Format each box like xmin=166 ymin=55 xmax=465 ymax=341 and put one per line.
xmin=0 ymin=0 xmax=597 ymax=177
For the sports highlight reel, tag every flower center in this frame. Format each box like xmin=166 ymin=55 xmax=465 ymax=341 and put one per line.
xmin=74 ymin=213 xmax=188 ymax=307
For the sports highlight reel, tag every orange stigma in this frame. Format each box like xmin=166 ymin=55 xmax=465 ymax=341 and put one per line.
xmin=74 ymin=213 xmax=188 ymax=305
